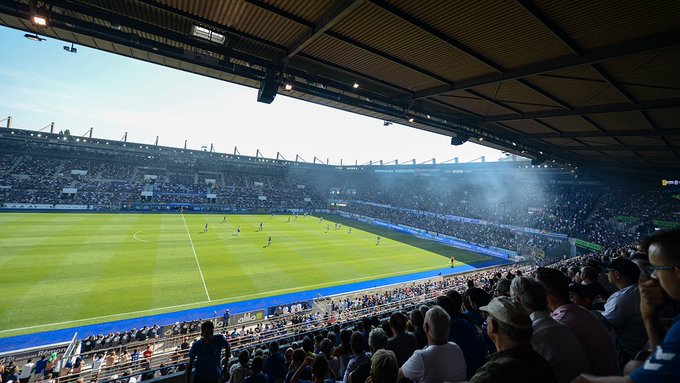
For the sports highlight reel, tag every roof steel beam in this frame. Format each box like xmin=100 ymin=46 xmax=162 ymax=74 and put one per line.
xmin=469 ymin=96 xmax=680 ymax=123
xmin=589 ymin=63 xmax=638 ymax=104
xmin=558 ymin=145 xmax=673 ymax=151
xmin=515 ymin=78 xmax=572 ymax=109
xmin=411 ymin=29 xmax=680 ymax=99
xmin=514 ymin=1 xmax=644 ymax=110
xmin=368 ymin=0 xmax=506 ymax=73
xmin=285 ymin=0 xmax=365 ymax=60
xmin=515 ymin=0 xmax=583 ymax=55
xmin=464 ymin=89 xmax=523 ymax=115
xmin=325 ymin=31 xmax=451 ymax=85
xmin=508 ymin=129 xmax=680 ymax=138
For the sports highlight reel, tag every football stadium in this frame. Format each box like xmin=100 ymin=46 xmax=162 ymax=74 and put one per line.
xmin=1 ymin=2 xmax=680 ymax=383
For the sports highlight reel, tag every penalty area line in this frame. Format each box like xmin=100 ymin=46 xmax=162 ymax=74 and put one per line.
xmin=181 ymin=212 xmax=211 ymax=302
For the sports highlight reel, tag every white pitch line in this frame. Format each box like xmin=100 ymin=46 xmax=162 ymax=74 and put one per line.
xmin=181 ymin=212 xmax=211 ymax=302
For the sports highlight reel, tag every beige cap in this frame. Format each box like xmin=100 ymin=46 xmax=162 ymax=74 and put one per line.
xmin=479 ymin=296 xmax=532 ymax=329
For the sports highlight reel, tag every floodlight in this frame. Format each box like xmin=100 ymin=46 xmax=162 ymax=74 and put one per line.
xmin=479 ymin=137 xmax=484 ymax=141
xmin=63 ymin=43 xmax=77 ymax=53
xmin=284 ymin=84 xmax=293 ymax=91
xmin=24 ymin=33 xmax=45 ymax=42
xmin=352 ymin=83 xmax=359 ymax=89
xmin=32 ymin=15 xmax=47 ymax=26
xmin=408 ymin=117 xmax=414 ymax=123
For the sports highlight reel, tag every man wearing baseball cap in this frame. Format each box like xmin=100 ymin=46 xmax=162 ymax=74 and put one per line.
xmin=602 ymin=258 xmax=647 ymax=362
xmin=469 ymin=296 xmax=556 ymax=383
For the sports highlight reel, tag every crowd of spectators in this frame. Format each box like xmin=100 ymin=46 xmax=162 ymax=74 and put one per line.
xmin=343 ymin=202 xmax=565 ymax=254
xmin=0 ymin=152 xmax=321 ymax=210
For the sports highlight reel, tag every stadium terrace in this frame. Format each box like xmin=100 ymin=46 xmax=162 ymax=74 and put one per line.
xmin=1 ymin=127 xmax=679 ymax=383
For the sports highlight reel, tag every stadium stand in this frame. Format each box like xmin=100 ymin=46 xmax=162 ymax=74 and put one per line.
xmin=1 ymin=128 xmax=679 ymax=383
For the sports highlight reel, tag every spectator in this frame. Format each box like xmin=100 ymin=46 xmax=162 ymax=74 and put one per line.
xmin=535 ymin=267 xmax=619 ymax=375
xmin=342 ymin=332 xmax=370 ymax=383
xmin=143 ymin=345 xmax=154 ymax=359
xmin=469 ymin=297 xmax=557 ymax=383
xmin=436 ymin=295 xmax=485 ymax=379
xmin=318 ymin=339 xmax=339 ymax=379
xmin=290 ymin=354 xmax=334 ymax=383
xmin=398 ymin=305 xmax=466 ymax=383
xmin=244 ymin=357 xmax=267 ymax=383
xmin=187 ymin=321 xmax=231 ymax=383
xmin=6 ymin=367 xmax=19 ymax=383
xmin=18 ymin=360 xmax=34 ymax=383
xmin=264 ymin=341 xmax=286 ymax=383
xmin=366 ymin=350 xmax=398 ymax=383
xmin=602 ymin=258 xmax=647 ymax=362
xmin=350 ymin=328 xmax=388 ymax=383
xmin=511 ymin=276 xmax=590 ymax=383
xmin=409 ymin=309 xmax=427 ymax=349
xmin=581 ymin=266 xmax=609 ymax=301
xmin=34 ymin=357 xmax=47 ymax=378
xmin=228 ymin=350 xmax=252 ymax=383
xmin=386 ymin=312 xmax=418 ymax=367
xmin=284 ymin=350 xmax=309 ymax=383
xmin=574 ymin=229 xmax=680 ymax=382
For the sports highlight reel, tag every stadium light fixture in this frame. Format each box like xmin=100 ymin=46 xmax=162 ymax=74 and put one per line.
xmin=32 ymin=15 xmax=47 ymax=26
xmin=63 ymin=43 xmax=77 ymax=53
xmin=353 ymin=83 xmax=359 ymax=89
xmin=24 ymin=33 xmax=45 ymax=42
xmin=284 ymin=84 xmax=293 ymax=91
xmin=512 ymin=142 xmax=517 ymax=146
xmin=408 ymin=117 xmax=414 ymax=123
xmin=426 ymin=115 xmax=431 ymax=119
xmin=479 ymin=137 xmax=484 ymax=141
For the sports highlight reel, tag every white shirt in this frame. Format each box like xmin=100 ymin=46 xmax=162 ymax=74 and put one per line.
xmin=530 ymin=311 xmax=591 ymax=383
xmin=92 ymin=358 xmax=102 ymax=372
xmin=602 ymin=284 xmax=647 ymax=356
xmin=19 ymin=363 xmax=35 ymax=379
xmin=401 ymin=342 xmax=466 ymax=383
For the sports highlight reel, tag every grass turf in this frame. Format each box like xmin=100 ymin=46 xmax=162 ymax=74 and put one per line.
xmin=0 ymin=212 xmax=491 ymax=338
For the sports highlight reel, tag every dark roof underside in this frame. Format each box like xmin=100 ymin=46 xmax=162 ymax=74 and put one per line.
xmin=1 ymin=0 xmax=679 ymax=176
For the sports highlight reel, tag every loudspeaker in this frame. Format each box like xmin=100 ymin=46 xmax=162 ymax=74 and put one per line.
xmin=450 ymin=133 xmax=469 ymax=146
xmin=257 ymin=70 xmax=278 ymax=104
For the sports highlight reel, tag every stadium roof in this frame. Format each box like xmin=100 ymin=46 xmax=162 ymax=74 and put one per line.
xmin=2 ymin=0 xmax=679 ymax=176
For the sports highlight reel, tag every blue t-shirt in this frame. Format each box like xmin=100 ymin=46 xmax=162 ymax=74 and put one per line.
xmin=630 ymin=315 xmax=680 ymax=383
xmin=34 ymin=359 xmax=47 ymax=375
xmin=263 ymin=352 xmax=287 ymax=383
xmin=189 ymin=335 xmax=230 ymax=379
xmin=450 ymin=317 xmax=485 ymax=379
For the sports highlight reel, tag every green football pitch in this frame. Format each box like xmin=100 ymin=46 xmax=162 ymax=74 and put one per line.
xmin=0 ymin=212 xmax=491 ymax=338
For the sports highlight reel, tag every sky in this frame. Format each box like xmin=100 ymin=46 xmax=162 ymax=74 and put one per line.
xmin=0 ymin=26 xmax=505 ymax=165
